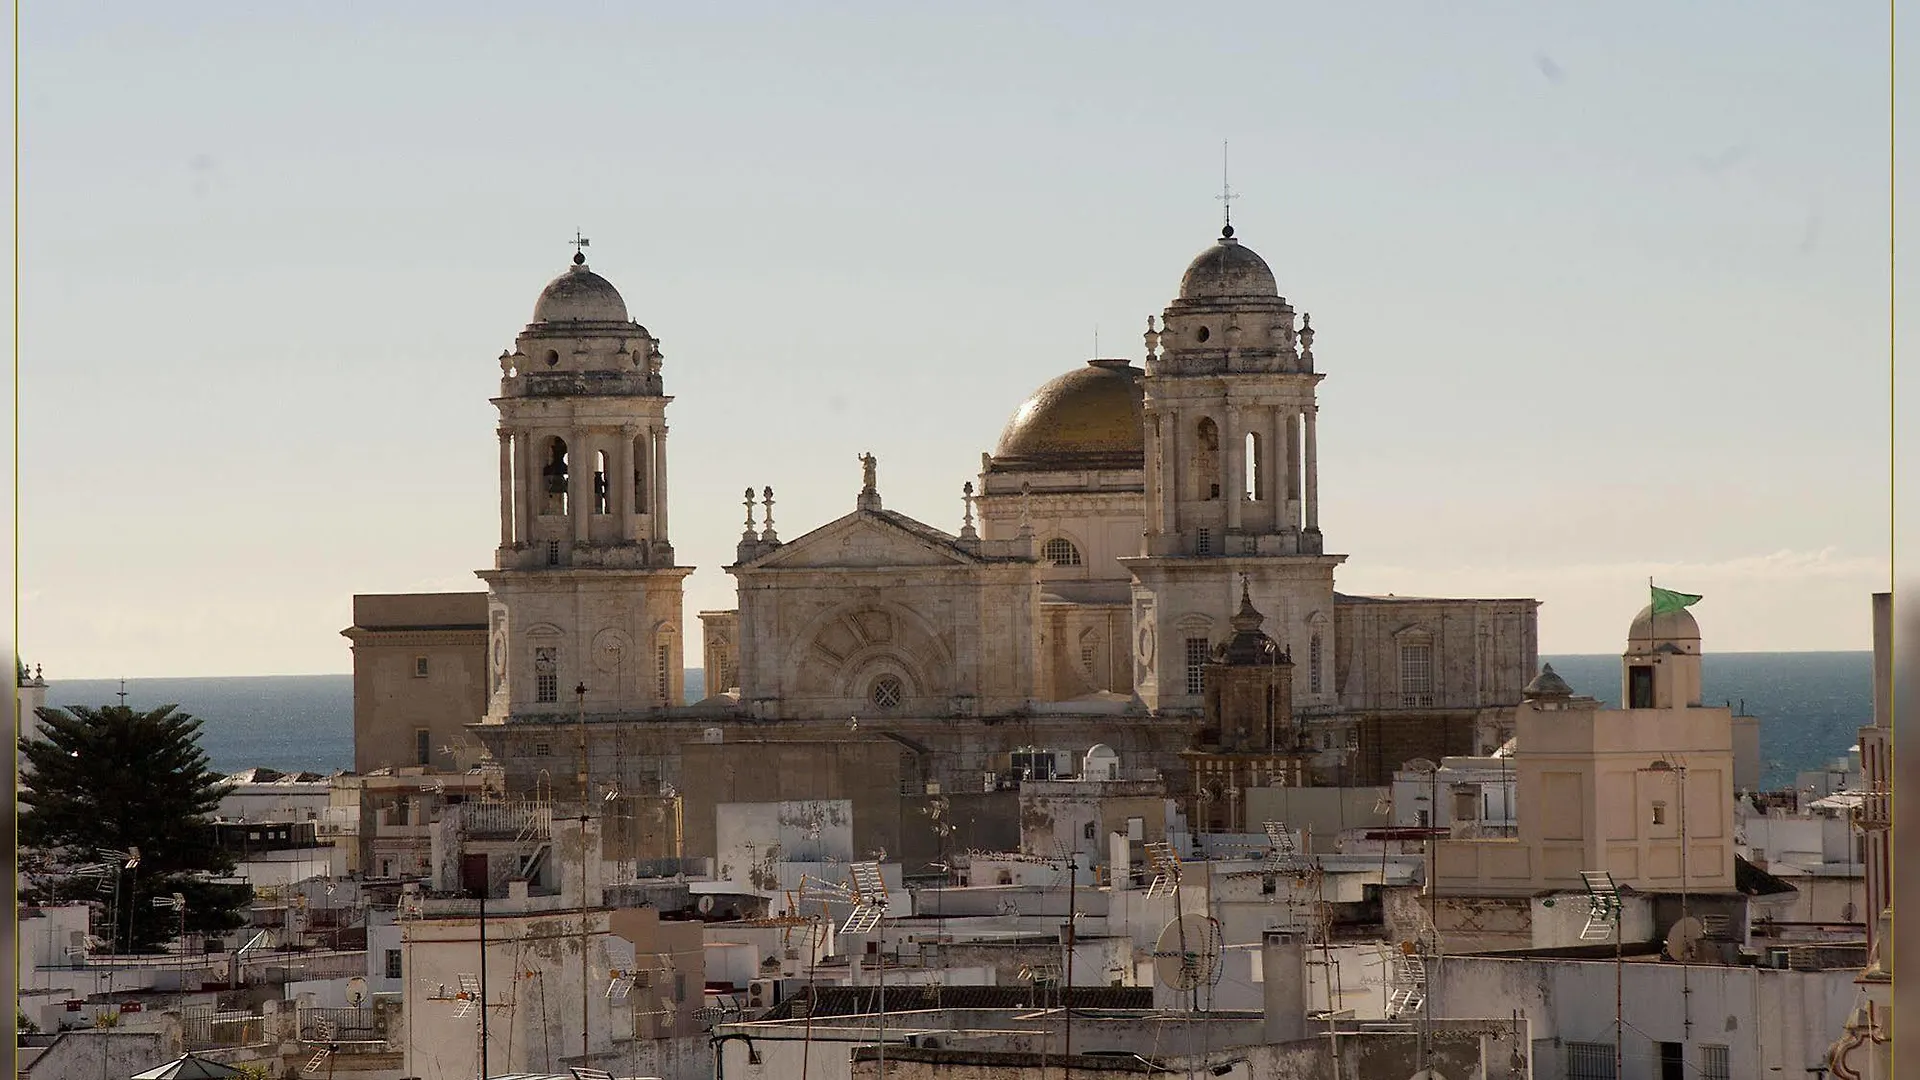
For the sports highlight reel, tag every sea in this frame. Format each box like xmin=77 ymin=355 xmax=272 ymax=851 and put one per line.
xmin=46 ymin=653 xmax=1871 ymax=791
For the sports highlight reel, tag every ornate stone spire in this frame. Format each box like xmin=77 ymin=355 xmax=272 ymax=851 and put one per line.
xmin=760 ymin=486 xmax=778 ymax=542
xmin=741 ymin=487 xmax=758 ymax=543
xmin=959 ymin=481 xmax=978 ymax=540
xmin=1230 ymin=572 xmax=1264 ymax=634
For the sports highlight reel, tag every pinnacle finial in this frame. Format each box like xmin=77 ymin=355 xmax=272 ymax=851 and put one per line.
xmin=570 ymin=229 xmax=590 ymax=265
xmin=760 ymin=486 xmax=778 ymax=542
xmin=1216 ymin=140 xmax=1239 ymax=236
xmin=960 ymin=481 xmax=978 ymax=541
xmin=742 ymin=487 xmax=758 ymax=542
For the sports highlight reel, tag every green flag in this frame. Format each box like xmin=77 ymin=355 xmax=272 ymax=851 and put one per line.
xmin=1650 ymin=585 xmax=1703 ymax=615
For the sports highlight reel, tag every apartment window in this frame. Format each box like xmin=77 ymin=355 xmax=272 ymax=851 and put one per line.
xmin=1184 ymin=637 xmax=1211 ymax=695
xmin=384 ymin=949 xmax=403 ymax=979
xmin=1042 ymin=538 xmax=1082 ymax=566
xmin=413 ymin=656 xmax=430 ymax=678
xmin=1566 ymin=1040 xmax=1615 ymax=1080
xmin=534 ymin=742 xmax=552 ymax=756
xmin=1308 ymin=634 xmax=1323 ymax=694
xmin=1699 ymin=1045 xmax=1730 ymax=1080
xmin=535 ymin=647 xmax=559 ymax=704
xmin=1652 ymin=802 xmax=1667 ymax=826
xmin=414 ymin=728 xmax=431 ymax=766
xmin=1398 ymin=642 xmax=1433 ymax=708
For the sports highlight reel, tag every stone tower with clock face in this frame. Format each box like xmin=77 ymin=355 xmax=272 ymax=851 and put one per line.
xmin=476 ymin=250 xmax=692 ymax=722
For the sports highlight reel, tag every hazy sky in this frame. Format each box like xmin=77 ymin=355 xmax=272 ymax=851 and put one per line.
xmin=10 ymin=3 xmax=1906 ymax=677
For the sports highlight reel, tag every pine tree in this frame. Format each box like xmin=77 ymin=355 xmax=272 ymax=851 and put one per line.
xmin=19 ymin=704 xmax=249 ymax=952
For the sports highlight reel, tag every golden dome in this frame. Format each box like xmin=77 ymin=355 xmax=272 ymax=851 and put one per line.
xmin=990 ymin=359 xmax=1145 ymax=472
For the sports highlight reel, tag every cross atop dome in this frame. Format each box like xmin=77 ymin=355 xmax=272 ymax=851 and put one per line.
xmin=570 ymin=229 xmax=591 ymax=265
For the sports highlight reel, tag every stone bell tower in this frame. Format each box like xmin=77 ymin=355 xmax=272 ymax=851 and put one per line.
xmin=1121 ymin=222 xmax=1345 ymax=716
xmin=477 ymin=246 xmax=692 ymax=721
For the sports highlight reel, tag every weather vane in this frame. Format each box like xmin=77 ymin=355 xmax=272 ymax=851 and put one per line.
xmin=1216 ymin=141 xmax=1239 ymax=231
xmin=570 ymin=229 xmax=591 ymax=257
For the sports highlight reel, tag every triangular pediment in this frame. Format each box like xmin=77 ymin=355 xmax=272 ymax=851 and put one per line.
xmin=743 ymin=510 xmax=977 ymax=571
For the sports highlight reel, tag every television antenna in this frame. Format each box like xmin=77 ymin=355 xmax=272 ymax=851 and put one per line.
xmin=799 ymin=861 xmax=889 ymax=934
xmin=1581 ymin=869 xmax=1626 ymax=1080
xmin=1142 ymin=841 xmax=1182 ymax=898
xmin=301 ymin=1018 xmax=338 ymax=1078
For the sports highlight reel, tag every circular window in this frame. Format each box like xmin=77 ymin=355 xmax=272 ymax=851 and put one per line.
xmin=870 ymin=675 xmax=904 ymax=710
xmin=545 ymin=350 xmax=560 ymax=367
xmin=1196 ymin=326 xmax=1211 ymax=343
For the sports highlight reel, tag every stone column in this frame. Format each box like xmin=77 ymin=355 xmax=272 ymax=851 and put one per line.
xmin=653 ymin=424 xmax=670 ymax=542
xmin=513 ymin=433 xmax=534 ymax=544
xmin=497 ymin=429 xmax=514 ymax=546
xmin=1285 ymin=409 xmax=1303 ymax=531
xmin=1270 ymin=408 xmax=1287 ymax=520
xmin=1224 ymin=405 xmax=1243 ymax=531
xmin=1143 ymin=410 xmax=1161 ymax=535
xmin=618 ymin=425 xmax=637 ymax=541
xmin=1304 ymin=406 xmax=1319 ymax=533
xmin=1162 ymin=413 xmax=1180 ymax=536
xmin=572 ymin=430 xmax=591 ymax=543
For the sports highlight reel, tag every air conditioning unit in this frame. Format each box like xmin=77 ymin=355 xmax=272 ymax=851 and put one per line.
xmin=746 ymin=978 xmax=777 ymax=1010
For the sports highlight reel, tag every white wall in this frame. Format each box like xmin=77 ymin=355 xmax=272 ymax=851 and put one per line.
xmin=1433 ymin=954 xmax=1857 ymax=1079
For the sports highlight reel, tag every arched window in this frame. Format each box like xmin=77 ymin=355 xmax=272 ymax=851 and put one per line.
xmin=541 ymin=437 xmax=569 ymax=515
xmin=1043 ymin=537 xmax=1082 ymax=566
xmin=1196 ymin=418 xmax=1221 ymax=500
xmin=593 ymin=450 xmax=610 ymax=515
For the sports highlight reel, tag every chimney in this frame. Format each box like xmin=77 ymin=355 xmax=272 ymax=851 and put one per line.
xmin=1262 ymin=929 xmax=1306 ymax=1044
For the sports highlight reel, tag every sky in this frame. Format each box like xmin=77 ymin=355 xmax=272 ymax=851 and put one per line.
xmin=6 ymin=2 xmax=1908 ymax=677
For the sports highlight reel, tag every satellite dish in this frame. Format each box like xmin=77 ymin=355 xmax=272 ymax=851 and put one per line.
xmin=345 ymin=976 xmax=369 ymax=1007
xmin=1664 ymin=916 xmax=1707 ymax=963
xmin=1152 ymin=914 xmax=1224 ymax=991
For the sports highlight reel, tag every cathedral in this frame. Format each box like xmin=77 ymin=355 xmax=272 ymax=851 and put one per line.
xmin=352 ymin=221 xmax=1539 ymax=854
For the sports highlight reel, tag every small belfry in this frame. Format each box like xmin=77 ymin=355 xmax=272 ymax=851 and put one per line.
xmin=478 ymin=242 xmax=694 ymax=722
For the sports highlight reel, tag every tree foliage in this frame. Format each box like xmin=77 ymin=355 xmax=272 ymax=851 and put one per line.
xmin=19 ymin=704 xmax=249 ymax=951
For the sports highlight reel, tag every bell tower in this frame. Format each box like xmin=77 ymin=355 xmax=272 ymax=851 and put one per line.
xmin=477 ymin=247 xmax=693 ymax=721
xmin=1122 ymin=224 xmax=1345 ymax=716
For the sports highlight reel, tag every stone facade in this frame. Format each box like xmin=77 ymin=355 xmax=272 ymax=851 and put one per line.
xmin=726 ymin=476 xmax=1042 ymax=722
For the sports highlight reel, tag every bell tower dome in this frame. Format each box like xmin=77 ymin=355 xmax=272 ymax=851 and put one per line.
xmin=477 ymin=246 xmax=693 ymax=722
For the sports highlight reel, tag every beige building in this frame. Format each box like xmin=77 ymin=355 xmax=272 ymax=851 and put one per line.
xmin=341 ymin=592 xmax=489 ymax=773
xmin=1433 ymin=604 xmax=1737 ymax=897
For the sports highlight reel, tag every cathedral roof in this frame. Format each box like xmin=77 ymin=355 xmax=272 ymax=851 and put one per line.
xmin=533 ymin=256 xmax=631 ymax=324
xmin=989 ymin=359 xmax=1145 ymax=473
xmin=1178 ymin=225 xmax=1279 ymax=301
